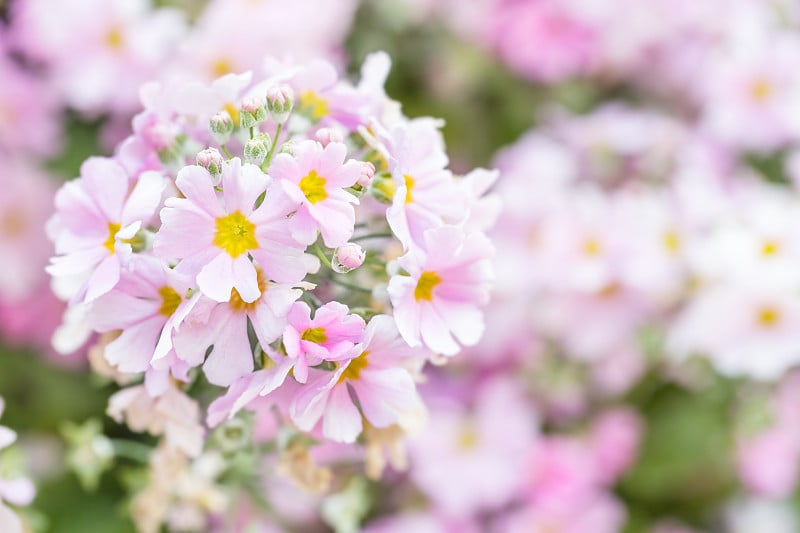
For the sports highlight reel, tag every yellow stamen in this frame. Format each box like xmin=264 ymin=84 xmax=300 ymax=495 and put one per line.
xmin=229 ymin=269 xmax=267 ymax=313
xmin=414 ymin=271 xmax=441 ymax=301
xmin=158 ymin=287 xmax=182 ymax=317
xmin=2 ymin=208 xmax=27 ymax=237
xmin=213 ymin=211 xmax=258 ymax=258
xmin=757 ymin=306 xmax=780 ymax=328
xmin=457 ymin=424 xmax=478 ymax=450
xmin=583 ymin=237 xmax=602 ymax=256
xmin=298 ymin=91 xmax=329 ymax=121
xmin=105 ymin=28 xmax=124 ymax=50
xmin=301 ymin=327 xmax=327 ymax=344
xmin=663 ymin=230 xmax=681 ymax=253
xmin=403 ymin=174 xmax=415 ymax=204
xmin=762 ymin=240 xmax=779 ymax=256
xmin=212 ymin=58 xmax=234 ymax=78
xmin=337 ymin=352 xmax=369 ymax=384
xmin=104 ymin=222 xmax=121 ymax=254
xmin=751 ymin=79 xmax=772 ymax=102
xmin=299 ymin=170 xmax=328 ymax=204
xmin=223 ymin=102 xmax=240 ymax=127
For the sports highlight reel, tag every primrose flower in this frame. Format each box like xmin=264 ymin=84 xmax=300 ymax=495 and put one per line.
xmin=282 ymin=301 xmax=365 ymax=383
xmin=87 ymin=255 xmax=195 ymax=377
xmin=290 ymin=315 xmax=427 ymax=443
xmin=381 ymin=118 xmax=467 ymax=249
xmin=388 ymin=225 xmax=493 ymax=356
xmin=269 ymin=140 xmax=361 ymax=248
xmin=154 ymin=157 xmax=308 ymax=303
xmin=167 ymin=270 xmax=303 ymax=386
xmin=47 ymin=157 xmax=166 ymax=302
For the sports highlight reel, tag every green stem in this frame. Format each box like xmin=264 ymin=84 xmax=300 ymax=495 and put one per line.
xmin=220 ymin=144 xmax=233 ymax=159
xmin=249 ymin=126 xmax=255 ymax=139
xmin=264 ymin=123 xmax=283 ymax=168
xmin=351 ymin=232 xmax=393 ymax=242
xmin=313 ymin=242 xmax=332 ymax=270
xmin=327 ymin=277 xmax=372 ymax=293
xmin=110 ymin=439 xmax=152 ymax=463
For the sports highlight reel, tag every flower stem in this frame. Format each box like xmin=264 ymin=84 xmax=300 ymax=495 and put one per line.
xmin=313 ymin=242 xmax=332 ymax=270
xmin=264 ymin=123 xmax=283 ymax=168
xmin=220 ymin=144 xmax=233 ymax=159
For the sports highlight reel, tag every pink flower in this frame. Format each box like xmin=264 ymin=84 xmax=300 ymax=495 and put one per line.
xmin=282 ymin=301 xmax=365 ymax=383
xmin=47 ymin=158 xmax=166 ymax=302
xmin=589 ymin=408 xmax=642 ymax=484
xmin=388 ymin=225 xmax=493 ymax=356
xmin=269 ymin=140 xmax=361 ymax=248
xmin=737 ymin=428 xmax=800 ymax=499
xmin=0 ymin=159 xmax=58 ymax=301
xmin=87 ymin=255 xmax=195 ymax=377
xmin=290 ymin=315 xmax=426 ymax=443
xmin=167 ymin=271 xmax=302 ymax=386
xmin=154 ymin=157 xmax=308 ymax=304
xmin=11 ymin=0 xmax=186 ymax=115
xmin=379 ymin=119 xmax=467 ymax=249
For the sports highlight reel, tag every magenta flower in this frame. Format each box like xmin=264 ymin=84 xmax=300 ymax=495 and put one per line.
xmin=47 ymin=157 xmax=166 ymax=302
xmin=154 ymin=157 xmax=308 ymax=304
xmin=282 ymin=301 xmax=365 ymax=383
xmin=290 ymin=315 xmax=426 ymax=443
xmin=269 ymin=140 xmax=361 ymax=248
xmin=388 ymin=226 xmax=493 ymax=356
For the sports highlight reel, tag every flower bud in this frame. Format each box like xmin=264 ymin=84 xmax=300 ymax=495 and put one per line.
xmin=197 ymin=147 xmax=224 ymax=177
xmin=358 ymin=161 xmax=376 ymax=188
xmin=315 ymin=127 xmax=344 ymax=147
xmin=209 ymin=112 xmax=234 ymax=145
xmin=244 ymin=134 xmax=272 ymax=166
xmin=333 ymin=242 xmax=366 ymax=273
xmin=239 ymin=95 xmax=268 ymax=129
xmin=267 ymin=84 xmax=294 ymax=124
xmin=370 ymin=172 xmax=396 ymax=204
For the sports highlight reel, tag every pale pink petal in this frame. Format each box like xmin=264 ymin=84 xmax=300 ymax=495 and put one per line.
xmin=323 ymin=384 xmax=363 ymax=443
xmin=175 ymin=165 xmax=224 ymax=218
xmin=121 ymin=171 xmax=166 ymax=224
xmin=197 ymin=252 xmax=236 ymax=302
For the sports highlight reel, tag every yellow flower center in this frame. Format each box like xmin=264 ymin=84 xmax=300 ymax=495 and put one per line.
xmin=298 ymin=91 xmax=329 ymax=121
xmin=105 ymin=27 xmax=124 ymax=50
xmin=213 ymin=211 xmax=258 ymax=258
xmin=751 ymin=79 xmax=772 ymax=102
xmin=104 ymin=222 xmax=121 ymax=254
xmin=223 ymin=102 xmax=241 ymax=127
xmin=663 ymin=230 xmax=681 ymax=253
xmin=414 ymin=271 xmax=442 ymax=301
xmin=757 ymin=306 xmax=780 ymax=328
xmin=212 ymin=58 xmax=234 ymax=78
xmin=582 ymin=237 xmax=602 ymax=256
xmin=301 ymin=327 xmax=327 ymax=344
xmin=403 ymin=174 xmax=415 ymax=204
xmin=337 ymin=351 xmax=369 ymax=384
xmin=457 ymin=423 xmax=479 ymax=450
xmin=158 ymin=287 xmax=182 ymax=317
xmin=229 ymin=269 xmax=268 ymax=313
xmin=299 ymin=170 xmax=328 ymax=204
xmin=762 ymin=240 xmax=779 ymax=256
xmin=2 ymin=208 xmax=27 ymax=237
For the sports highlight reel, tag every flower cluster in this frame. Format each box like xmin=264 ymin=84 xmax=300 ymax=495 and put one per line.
xmin=7 ymin=0 xmax=357 ymax=118
xmin=46 ymin=52 xmax=495 ymax=530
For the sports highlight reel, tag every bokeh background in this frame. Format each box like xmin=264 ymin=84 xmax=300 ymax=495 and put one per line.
xmin=3 ymin=0 xmax=800 ymax=532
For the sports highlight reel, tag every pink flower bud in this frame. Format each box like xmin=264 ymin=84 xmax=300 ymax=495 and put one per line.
xmin=358 ymin=161 xmax=376 ymax=187
xmin=142 ymin=119 xmax=175 ymax=151
xmin=315 ymin=128 xmax=344 ymax=147
xmin=333 ymin=243 xmax=366 ymax=272
xmin=241 ymin=96 xmax=264 ymax=114
xmin=209 ymin=112 xmax=234 ymax=144
xmin=197 ymin=148 xmax=224 ymax=177
xmin=266 ymin=84 xmax=294 ymax=124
